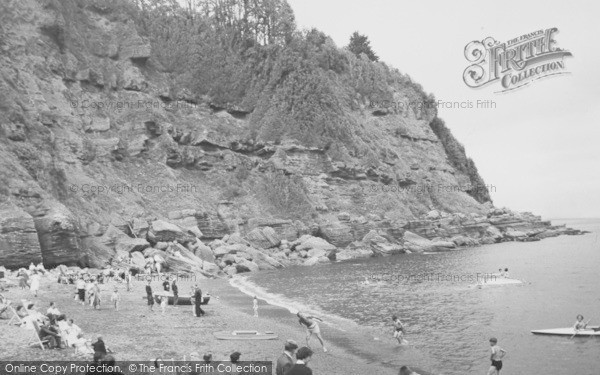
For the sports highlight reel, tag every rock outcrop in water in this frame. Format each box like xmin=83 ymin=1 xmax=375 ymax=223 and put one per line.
xmin=0 ymin=0 xmax=585 ymax=272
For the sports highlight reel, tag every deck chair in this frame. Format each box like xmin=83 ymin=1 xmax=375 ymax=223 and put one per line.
xmin=6 ymin=304 xmax=24 ymax=326
xmin=0 ymin=302 xmax=9 ymax=319
xmin=26 ymin=320 xmax=50 ymax=350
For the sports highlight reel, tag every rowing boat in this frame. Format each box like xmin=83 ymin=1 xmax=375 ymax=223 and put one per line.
xmin=143 ymin=294 xmax=210 ymax=306
xmin=531 ymin=326 xmax=600 ymax=336
xmin=213 ymin=330 xmax=278 ymax=340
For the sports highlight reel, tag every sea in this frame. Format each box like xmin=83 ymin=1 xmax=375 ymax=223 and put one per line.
xmin=231 ymin=219 xmax=600 ymax=375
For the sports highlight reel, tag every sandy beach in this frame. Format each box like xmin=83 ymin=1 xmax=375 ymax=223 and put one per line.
xmin=0 ymin=272 xmax=402 ymax=375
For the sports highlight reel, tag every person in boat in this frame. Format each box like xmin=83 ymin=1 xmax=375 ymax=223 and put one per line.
xmin=297 ymin=312 xmax=327 ymax=352
xmin=503 ymin=268 xmax=510 ymax=278
xmin=487 ymin=337 xmax=506 ymax=375
xmin=573 ymin=315 xmax=588 ymax=330
xmin=392 ymin=315 xmax=408 ymax=345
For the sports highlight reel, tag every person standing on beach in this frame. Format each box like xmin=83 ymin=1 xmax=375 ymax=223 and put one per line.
xmin=146 ymin=280 xmax=154 ymax=312
xmin=297 ymin=312 xmax=327 ymax=352
xmin=18 ymin=269 xmax=29 ymax=290
xmin=76 ymin=277 xmax=86 ymax=305
xmin=111 ymin=287 xmax=121 ymax=311
xmin=487 ymin=337 xmax=506 ymax=375
xmin=253 ymin=296 xmax=258 ymax=317
xmin=285 ymin=347 xmax=313 ymax=375
xmin=92 ymin=281 xmax=101 ymax=309
xmin=171 ymin=278 xmax=178 ymax=307
xmin=276 ymin=339 xmax=298 ymax=375
xmin=29 ymin=270 xmax=40 ymax=297
xmin=193 ymin=285 xmax=205 ymax=317
xmin=126 ymin=270 xmax=132 ymax=292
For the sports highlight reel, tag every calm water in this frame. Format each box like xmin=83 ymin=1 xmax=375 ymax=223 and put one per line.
xmin=235 ymin=219 xmax=600 ymax=374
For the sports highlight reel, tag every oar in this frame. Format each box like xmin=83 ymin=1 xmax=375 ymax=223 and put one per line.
xmin=570 ymin=319 xmax=591 ymax=339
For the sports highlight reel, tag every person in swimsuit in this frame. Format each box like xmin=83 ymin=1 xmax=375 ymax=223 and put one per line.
xmin=487 ymin=337 xmax=506 ymax=375
xmin=573 ymin=314 xmax=588 ymax=330
xmin=297 ymin=312 xmax=327 ymax=352
xmin=392 ymin=315 xmax=408 ymax=345
xmin=503 ymin=268 xmax=509 ymax=278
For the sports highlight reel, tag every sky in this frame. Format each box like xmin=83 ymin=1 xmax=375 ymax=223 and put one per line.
xmin=286 ymin=0 xmax=600 ymax=219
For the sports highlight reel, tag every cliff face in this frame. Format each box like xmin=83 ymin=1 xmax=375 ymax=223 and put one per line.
xmin=0 ymin=0 xmax=568 ymax=271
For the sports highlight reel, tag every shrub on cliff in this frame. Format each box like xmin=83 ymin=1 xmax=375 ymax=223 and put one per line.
xmin=347 ymin=31 xmax=379 ymax=62
xmin=258 ymin=170 xmax=315 ymax=220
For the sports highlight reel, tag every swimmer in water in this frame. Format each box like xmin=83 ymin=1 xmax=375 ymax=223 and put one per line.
xmin=392 ymin=315 xmax=408 ymax=345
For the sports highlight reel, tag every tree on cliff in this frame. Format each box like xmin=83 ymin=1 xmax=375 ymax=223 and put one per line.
xmin=347 ymin=31 xmax=379 ymax=61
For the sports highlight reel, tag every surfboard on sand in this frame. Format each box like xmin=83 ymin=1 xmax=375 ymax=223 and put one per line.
xmin=531 ymin=327 xmax=600 ymax=336
xmin=213 ymin=331 xmax=279 ymax=340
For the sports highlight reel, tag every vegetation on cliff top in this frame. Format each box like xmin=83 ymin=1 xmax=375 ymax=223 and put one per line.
xmin=125 ymin=0 xmax=433 ymax=149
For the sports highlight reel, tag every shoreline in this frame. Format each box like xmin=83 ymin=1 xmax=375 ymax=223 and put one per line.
xmin=0 ymin=271 xmax=407 ymax=375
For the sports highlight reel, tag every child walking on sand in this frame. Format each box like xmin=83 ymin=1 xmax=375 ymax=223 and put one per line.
xmin=110 ymin=288 xmax=121 ymax=311
xmin=253 ymin=296 xmax=258 ymax=317
xmin=158 ymin=295 xmax=167 ymax=315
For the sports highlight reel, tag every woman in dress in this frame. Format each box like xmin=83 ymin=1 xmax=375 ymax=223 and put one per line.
xmin=18 ymin=269 xmax=29 ymax=289
xmin=29 ymin=271 xmax=40 ymax=297
xmin=91 ymin=281 xmax=101 ymax=309
xmin=297 ymin=312 xmax=327 ymax=352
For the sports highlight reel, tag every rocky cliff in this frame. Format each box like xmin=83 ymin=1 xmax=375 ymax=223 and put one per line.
xmin=0 ymin=0 xmax=583 ymax=272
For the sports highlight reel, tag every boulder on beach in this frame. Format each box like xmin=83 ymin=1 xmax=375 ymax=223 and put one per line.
xmin=130 ymin=251 xmax=146 ymax=268
xmin=450 ymin=235 xmax=479 ymax=247
xmin=362 ymin=230 xmax=404 ymax=255
xmin=402 ymin=231 xmax=434 ymax=252
xmin=115 ymin=237 xmax=150 ymax=253
xmin=293 ymin=235 xmax=336 ymax=255
xmin=213 ymin=243 xmax=247 ymax=257
xmin=504 ymin=228 xmax=528 ymax=239
xmin=235 ymin=259 xmax=259 ymax=273
xmin=131 ymin=218 xmax=149 ymax=238
xmin=335 ymin=248 xmax=373 ymax=261
xmin=245 ymin=227 xmax=281 ymax=249
xmin=191 ymin=239 xmax=215 ymax=262
xmin=303 ymin=257 xmax=320 ymax=266
xmin=148 ymin=220 xmax=195 ymax=244
xmin=319 ymin=222 xmax=354 ymax=248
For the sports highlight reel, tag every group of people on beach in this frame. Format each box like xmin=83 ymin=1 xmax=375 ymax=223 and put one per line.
xmin=2 ymin=294 xmax=102 ymax=354
xmin=144 ymin=278 xmax=208 ymax=317
xmin=16 ymin=263 xmax=46 ymax=297
xmin=275 ymin=339 xmax=317 ymax=375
